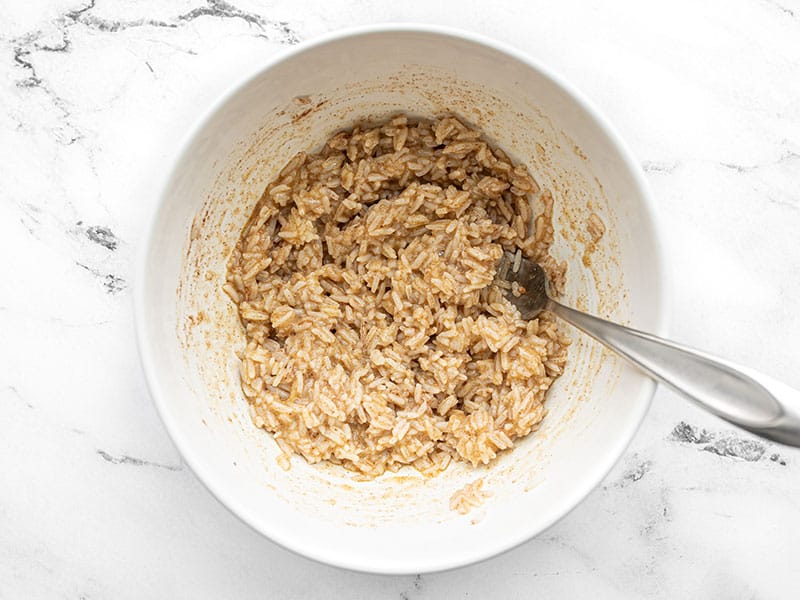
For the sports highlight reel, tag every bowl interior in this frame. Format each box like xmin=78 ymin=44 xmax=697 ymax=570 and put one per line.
xmin=137 ymin=28 xmax=665 ymax=573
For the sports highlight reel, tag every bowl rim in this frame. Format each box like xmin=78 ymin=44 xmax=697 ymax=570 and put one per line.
xmin=134 ymin=23 xmax=671 ymax=574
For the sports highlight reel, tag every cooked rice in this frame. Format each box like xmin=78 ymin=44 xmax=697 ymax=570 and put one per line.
xmin=450 ymin=477 xmax=491 ymax=515
xmin=587 ymin=212 xmax=606 ymax=244
xmin=225 ymin=116 xmax=569 ymax=478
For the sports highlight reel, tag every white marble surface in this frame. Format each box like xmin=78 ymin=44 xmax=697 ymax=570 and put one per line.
xmin=2 ymin=0 xmax=800 ymax=597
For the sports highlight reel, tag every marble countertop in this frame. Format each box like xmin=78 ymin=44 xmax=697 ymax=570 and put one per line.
xmin=2 ymin=0 xmax=799 ymax=597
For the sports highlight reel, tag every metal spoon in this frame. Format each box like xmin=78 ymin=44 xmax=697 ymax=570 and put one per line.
xmin=496 ymin=252 xmax=800 ymax=447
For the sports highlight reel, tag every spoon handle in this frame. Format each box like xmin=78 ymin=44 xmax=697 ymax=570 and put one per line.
xmin=547 ymin=300 xmax=800 ymax=447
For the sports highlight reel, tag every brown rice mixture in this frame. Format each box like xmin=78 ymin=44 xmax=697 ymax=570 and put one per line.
xmin=449 ymin=477 xmax=491 ymax=515
xmin=225 ymin=116 xmax=569 ymax=478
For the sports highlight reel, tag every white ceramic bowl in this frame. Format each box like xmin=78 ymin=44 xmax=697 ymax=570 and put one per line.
xmin=135 ymin=25 xmax=667 ymax=574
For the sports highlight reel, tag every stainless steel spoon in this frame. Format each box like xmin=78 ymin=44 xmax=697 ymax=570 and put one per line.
xmin=496 ymin=252 xmax=800 ymax=447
